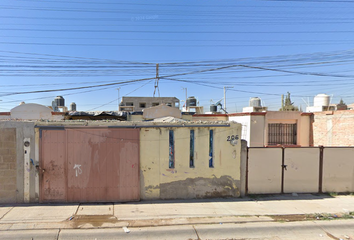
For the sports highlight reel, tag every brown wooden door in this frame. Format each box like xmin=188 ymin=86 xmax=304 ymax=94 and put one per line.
xmin=40 ymin=128 xmax=140 ymax=203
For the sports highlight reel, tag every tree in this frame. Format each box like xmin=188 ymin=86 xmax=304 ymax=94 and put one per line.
xmin=279 ymin=92 xmax=299 ymax=111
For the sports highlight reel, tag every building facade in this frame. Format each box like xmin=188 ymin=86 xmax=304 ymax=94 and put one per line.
xmin=119 ymin=97 xmax=180 ymax=112
xmin=228 ymin=111 xmax=313 ymax=147
xmin=0 ymin=120 xmax=242 ymax=203
xmin=313 ymin=110 xmax=354 ymax=146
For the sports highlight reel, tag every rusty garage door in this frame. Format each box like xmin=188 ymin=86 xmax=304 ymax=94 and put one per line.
xmin=40 ymin=128 xmax=140 ymax=203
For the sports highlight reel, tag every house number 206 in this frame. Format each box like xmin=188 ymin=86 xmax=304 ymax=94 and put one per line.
xmin=227 ymin=135 xmax=239 ymax=142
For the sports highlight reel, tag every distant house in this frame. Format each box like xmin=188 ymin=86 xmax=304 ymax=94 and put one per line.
xmin=119 ymin=96 xmax=180 ymax=112
xmin=228 ymin=111 xmax=313 ymax=147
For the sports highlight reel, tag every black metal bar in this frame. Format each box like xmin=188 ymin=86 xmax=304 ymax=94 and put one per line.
xmin=281 ymin=147 xmax=285 ymax=194
xmin=318 ymin=146 xmax=324 ymax=193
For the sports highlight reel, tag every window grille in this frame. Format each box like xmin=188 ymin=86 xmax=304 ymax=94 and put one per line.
xmin=268 ymin=123 xmax=297 ymax=145
xmin=190 ymin=130 xmax=195 ymax=168
xmin=209 ymin=130 xmax=214 ymax=167
xmin=169 ymin=130 xmax=175 ymax=168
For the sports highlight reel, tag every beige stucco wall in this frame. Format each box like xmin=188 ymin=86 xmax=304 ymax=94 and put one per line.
xmin=265 ymin=111 xmax=311 ymax=146
xmin=139 ymin=122 xmax=242 ymax=200
xmin=143 ymin=104 xmax=182 ymax=119
xmin=128 ymin=114 xmax=144 ymax=121
xmin=323 ymin=148 xmax=354 ymax=192
xmin=299 ymin=115 xmax=311 ymax=146
xmin=249 ymin=115 xmax=266 ymax=147
xmin=192 ymin=115 xmax=228 ymax=122
xmin=181 ymin=114 xmax=193 ymax=121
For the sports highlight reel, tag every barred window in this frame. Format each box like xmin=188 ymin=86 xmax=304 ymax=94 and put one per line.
xmin=169 ymin=130 xmax=175 ymax=168
xmin=190 ymin=130 xmax=195 ymax=168
xmin=209 ymin=130 xmax=214 ymax=168
xmin=268 ymin=123 xmax=297 ymax=145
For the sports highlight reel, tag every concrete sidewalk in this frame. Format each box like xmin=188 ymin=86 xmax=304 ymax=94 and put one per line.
xmin=0 ymin=194 xmax=354 ymax=231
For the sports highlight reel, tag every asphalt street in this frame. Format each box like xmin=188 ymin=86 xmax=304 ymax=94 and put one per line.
xmin=1 ymin=220 xmax=354 ymax=240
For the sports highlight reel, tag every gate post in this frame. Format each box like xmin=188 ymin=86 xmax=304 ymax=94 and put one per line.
xmin=24 ymin=138 xmax=31 ymax=203
xmin=318 ymin=146 xmax=324 ymax=193
xmin=281 ymin=147 xmax=285 ymax=194
xmin=240 ymin=140 xmax=248 ymax=197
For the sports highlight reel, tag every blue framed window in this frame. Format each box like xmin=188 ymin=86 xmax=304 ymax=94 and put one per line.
xmin=190 ymin=130 xmax=195 ymax=168
xmin=209 ymin=130 xmax=214 ymax=168
xmin=169 ymin=130 xmax=175 ymax=168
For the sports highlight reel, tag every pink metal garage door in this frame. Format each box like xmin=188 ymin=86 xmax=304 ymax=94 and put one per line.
xmin=40 ymin=128 xmax=140 ymax=203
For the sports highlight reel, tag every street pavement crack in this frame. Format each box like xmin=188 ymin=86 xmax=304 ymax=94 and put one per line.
xmin=0 ymin=207 xmax=14 ymax=220
xmin=73 ymin=203 xmax=81 ymax=216
xmin=192 ymin=225 xmax=201 ymax=240
xmin=56 ymin=228 xmax=61 ymax=240
xmin=325 ymin=231 xmax=341 ymax=240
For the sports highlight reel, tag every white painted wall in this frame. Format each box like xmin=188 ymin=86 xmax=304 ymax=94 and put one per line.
xmin=229 ymin=116 xmax=251 ymax=145
xmin=229 ymin=115 xmax=265 ymax=147
xmin=10 ymin=103 xmax=63 ymax=120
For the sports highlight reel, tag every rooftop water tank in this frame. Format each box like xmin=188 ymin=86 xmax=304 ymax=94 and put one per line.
xmin=249 ymin=97 xmax=262 ymax=107
xmin=54 ymin=96 xmax=65 ymax=107
xmin=186 ymin=96 xmax=197 ymax=107
xmin=210 ymin=104 xmax=218 ymax=113
xmin=70 ymin=102 xmax=77 ymax=111
xmin=314 ymin=94 xmax=330 ymax=107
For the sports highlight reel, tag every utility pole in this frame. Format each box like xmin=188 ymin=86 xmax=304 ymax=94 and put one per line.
xmin=182 ymin=87 xmax=187 ymax=108
xmin=223 ymin=86 xmax=233 ymax=113
xmin=153 ymin=63 xmax=160 ymax=97
xmin=116 ymin=87 xmax=120 ymax=111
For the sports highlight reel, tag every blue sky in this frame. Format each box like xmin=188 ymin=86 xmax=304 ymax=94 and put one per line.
xmin=1 ymin=0 xmax=354 ymax=112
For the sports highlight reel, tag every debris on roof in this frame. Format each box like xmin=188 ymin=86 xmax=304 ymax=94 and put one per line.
xmin=65 ymin=111 xmax=127 ymax=120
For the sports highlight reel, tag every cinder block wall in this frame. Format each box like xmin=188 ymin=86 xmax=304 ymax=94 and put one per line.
xmin=0 ymin=121 xmax=35 ymax=204
xmin=313 ymin=110 xmax=354 ymax=146
xmin=0 ymin=128 xmax=17 ymax=203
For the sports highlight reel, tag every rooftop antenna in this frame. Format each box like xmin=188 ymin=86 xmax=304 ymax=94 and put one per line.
xmin=116 ymin=87 xmax=121 ymax=111
xmin=182 ymin=87 xmax=187 ymax=107
xmin=224 ymin=86 xmax=233 ymax=113
xmin=215 ymin=98 xmax=227 ymax=114
xmin=327 ymin=94 xmax=334 ymax=111
xmin=301 ymin=97 xmax=309 ymax=107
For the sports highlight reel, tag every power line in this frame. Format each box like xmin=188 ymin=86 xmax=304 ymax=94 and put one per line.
xmin=2 ymin=28 xmax=354 ymax=34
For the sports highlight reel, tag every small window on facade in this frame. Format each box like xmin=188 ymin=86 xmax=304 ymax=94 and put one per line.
xmin=190 ymin=130 xmax=195 ymax=168
xmin=152 ymin=102 xmax=159 ymax=107
xmin=209 ymin=130 xmax=214 ymax=168
xmin=139 ymin=103 xmax=146 ymax=108
xmin=268 ymin=123 xmax=297 ymax=145
xmin=126 ymin=102 xmax=134 ymax=106
xmin=166 ymin=103 xmax=172 ymax=107
xmin=169 ymin=130 xmax=175 ymax=168
xmin=175 ymin=102 xmax=179 ymax=108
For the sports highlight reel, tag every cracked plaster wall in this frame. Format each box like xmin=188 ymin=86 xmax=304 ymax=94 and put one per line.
xmin=139 ymin=122 xmax=242 ymax=200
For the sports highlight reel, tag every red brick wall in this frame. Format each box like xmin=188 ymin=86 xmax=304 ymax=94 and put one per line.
xmin=0 ymin=128 xmax=17 ymax=203
xmin=313 ymin=110 xmax=354 ymax=146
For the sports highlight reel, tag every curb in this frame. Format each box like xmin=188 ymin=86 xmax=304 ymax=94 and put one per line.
xmin=0 ymin=215 xmax=273 ymax=231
